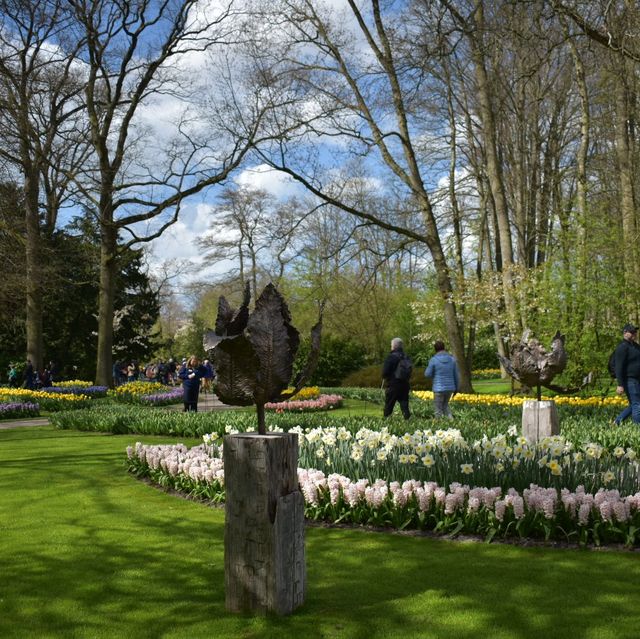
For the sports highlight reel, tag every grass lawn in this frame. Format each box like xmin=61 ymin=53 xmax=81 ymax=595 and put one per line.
xmin=2 ymin=426 xmax=640 ymax=639
xmin=472 ymin=378 xmax=512 ymax=394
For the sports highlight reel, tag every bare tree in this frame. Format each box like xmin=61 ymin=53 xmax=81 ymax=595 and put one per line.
xmin=197 ymin=185 xmax=300 ymax=298
xmin=244 ymin=0 xmax=475 ymax=390
xmin=0 ymin=0 xmax=88 ymax=370
xmin=68 ymin=0 xmax=267 ymax=385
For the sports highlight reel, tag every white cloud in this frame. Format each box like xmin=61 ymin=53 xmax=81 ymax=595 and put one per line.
xmin=234 ymin=164 xmax=303 ymax=199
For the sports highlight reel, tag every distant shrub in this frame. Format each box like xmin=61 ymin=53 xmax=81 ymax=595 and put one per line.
xmin=294 ymin=335 xmax=366 ymax=386
xmin=341 ymin=364 xmax=432 ymax=390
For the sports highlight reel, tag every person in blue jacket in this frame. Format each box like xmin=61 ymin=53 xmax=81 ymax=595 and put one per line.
xmin=425 ymin=340 xmax=459 ymax=418
xmin=178 ymin=355 xmax=207 ymax=412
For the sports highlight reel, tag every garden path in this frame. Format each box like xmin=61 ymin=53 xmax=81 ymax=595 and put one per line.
xmin=0 ymin=417 xmax=49 ymax=430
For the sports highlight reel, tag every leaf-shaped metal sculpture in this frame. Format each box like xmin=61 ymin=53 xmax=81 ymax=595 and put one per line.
xmin=213 ymin=335 xmax=259 ymax=406
xmin=499 ymin=330 xmax=588 ymax=400
xmin=204 ymin=282 xmax=322 ymax=434
xmin=204 ymin=282 xmax=252 ymax=351
xmin=247 ymin=284 xmax=300 ymax=406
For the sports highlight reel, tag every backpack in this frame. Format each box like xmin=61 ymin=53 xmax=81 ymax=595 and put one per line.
xmin=394 ymin=354 xmax=413 ymax=381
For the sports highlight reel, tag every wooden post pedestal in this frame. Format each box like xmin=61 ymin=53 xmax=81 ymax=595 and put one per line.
xmin=223 ymin=432 xmax=305 ymax=615
xmin=522 ymin=400 xmax=559 ymax=442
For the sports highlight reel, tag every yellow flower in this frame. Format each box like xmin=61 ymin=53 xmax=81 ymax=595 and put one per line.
xmin=547 ymin=460 xmax=562 ymax=476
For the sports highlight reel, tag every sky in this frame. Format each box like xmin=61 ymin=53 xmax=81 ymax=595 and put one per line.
xmin=146 ymin=163 xmax=304 ymax=292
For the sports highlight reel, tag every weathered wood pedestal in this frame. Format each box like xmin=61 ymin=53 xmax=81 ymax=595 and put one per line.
xmin=522 ymin=400 xmax=559 ymax=443
xmin=223 ymin=432 xmax=305 ymax=615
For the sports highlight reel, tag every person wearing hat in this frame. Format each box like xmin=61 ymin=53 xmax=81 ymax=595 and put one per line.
xmin=614 ymin=324 xmax=640 ymax=424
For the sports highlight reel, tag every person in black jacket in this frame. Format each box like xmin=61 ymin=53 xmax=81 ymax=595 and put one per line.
xmin=614 ymin=323 xmax=640 ymax=424
xmin=382 ymin=337 xmax=411 ymax=420
xmin=178 ymin=355 xmax=207 ymax=412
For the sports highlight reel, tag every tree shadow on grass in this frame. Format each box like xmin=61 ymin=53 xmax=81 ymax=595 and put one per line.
xmin=1 ymin=430 xmax=640 ymax=638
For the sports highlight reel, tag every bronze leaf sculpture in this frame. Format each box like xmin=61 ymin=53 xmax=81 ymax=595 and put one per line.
xmin=203 ymin=282 xmax=322 ymax=434
xmin=498 ymin=330 xmax=569 ymax=401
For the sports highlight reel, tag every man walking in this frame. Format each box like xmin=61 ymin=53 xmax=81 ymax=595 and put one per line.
xmin=614 ymin=323 xmax=640 ymax=424
xmin=382 ymin=337 xmax=412 ymax=419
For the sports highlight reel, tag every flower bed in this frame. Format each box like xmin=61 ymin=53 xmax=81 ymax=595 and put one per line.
xmin=108 ymin=381 xmax=181 ymax=406
xmin=126 ymin=435 xmax=640 ymax=547
xmin=0 ymin=402 xmax=40 ymax=419
xmin=55 ymin=380 xmax=94 ymax=388
xmin=45 ymin=385 xmax=108 ymax=398
xmin=287 ymin=386 xmax=321 ymax=400
xmin=138 ymin=387 xmax=184 ymax=406
xmin=265 ymin=394 xmax=343 ymax=412
xmin=0 ymin=388 xmax=90 ymax=411
xmin=472 ymin=368 xmax=502 ymax=380
xmin=413 ymin=389 xmax=626 ymax=408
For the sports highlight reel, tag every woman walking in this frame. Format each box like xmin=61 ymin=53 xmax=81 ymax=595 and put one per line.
xmin=425 ymin=340 xmax=459 ymax=418
xmin=178 ymin=355 xmax=207 ymax=412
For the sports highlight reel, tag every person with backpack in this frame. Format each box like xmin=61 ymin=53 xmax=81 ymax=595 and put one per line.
xmin=613 ymin=323 xmax=640 ymax=425
xmin=382 ymin=337 xmax=412 ymax=419
xmin=425 ymin=340 xmax=459 ymax=419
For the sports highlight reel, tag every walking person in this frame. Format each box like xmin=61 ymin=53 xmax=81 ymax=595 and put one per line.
xmin=382 ymin=337 xmax=412 ymax=420
xmin=202 ymin=358 xmax=215 ymax=394
xmin=425 ymin=340 xmax=459 ymax=419
xmin=178 ymin=355 xmax=207 ymax=412
xmin=8 ymin=363 xmax=19 ymax=388
xmin=614 ymin=323 xmax=640 ymax=424
xmin=24 ymin=359 xmax=35 ymax=390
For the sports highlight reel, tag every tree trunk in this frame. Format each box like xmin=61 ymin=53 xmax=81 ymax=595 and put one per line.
xmin=223 ymin=432 xmax=305 ymax=615
xmin=95 ymin=221 xmax=118 ymax=387
xmin=469 ymin=1 xmax=519 ymax=334
xmin=613 ymin=62 xmax=639 ymax=304
xmin=24 ymin=165 xmax=43 ymax=371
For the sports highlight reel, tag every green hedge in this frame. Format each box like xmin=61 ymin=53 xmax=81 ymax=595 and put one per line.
xmin=341 ymin=365 xmax=432 ymax=390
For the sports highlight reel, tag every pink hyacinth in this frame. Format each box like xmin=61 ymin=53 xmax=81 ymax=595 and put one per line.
xmin=578 ymin=503 xmax=591 ymax=526
xmin=599 ymin=501 xmax=613 ymax=522
xmin=613 ymin=501 xmax=629 ymax=523
xmin=301 ymin=481 xmax=319 ymax=505
xmin=467 ymin=496 xmax=481 ymax=514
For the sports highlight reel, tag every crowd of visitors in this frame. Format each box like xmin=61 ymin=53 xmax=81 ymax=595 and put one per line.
xmin=6 ymin=360 xmax=60 ymax=390
xmin=112 ymin=356 xmax=216 ymax=411
xmin=111 ymin=359 xmax=181 ymax=386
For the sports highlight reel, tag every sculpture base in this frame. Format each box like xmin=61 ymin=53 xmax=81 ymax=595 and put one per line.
xmin=522 ymin=400 xmax=559 ymax=442
xmin=223 ymin=432 xmax=305 ymax=616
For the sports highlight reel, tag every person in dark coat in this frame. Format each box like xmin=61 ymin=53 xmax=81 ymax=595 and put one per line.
xmin=178 ymin=355 xmax=207 ymax=412
xmin=24 ymin=359 xmax=35 ymax=389
xmin=614 ymin=323 xmax=640 ymax=424
xmin=382 ymin=337 xmax=411 ymax=420
xmin=202 ymin=358 xmax=215 ymax=394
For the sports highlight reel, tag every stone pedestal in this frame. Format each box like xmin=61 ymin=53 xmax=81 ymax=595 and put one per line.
xmin=522 ymin=400 xmax=559 ymax=442
xmin=223 ymin=432 xmax=305 ymax=615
